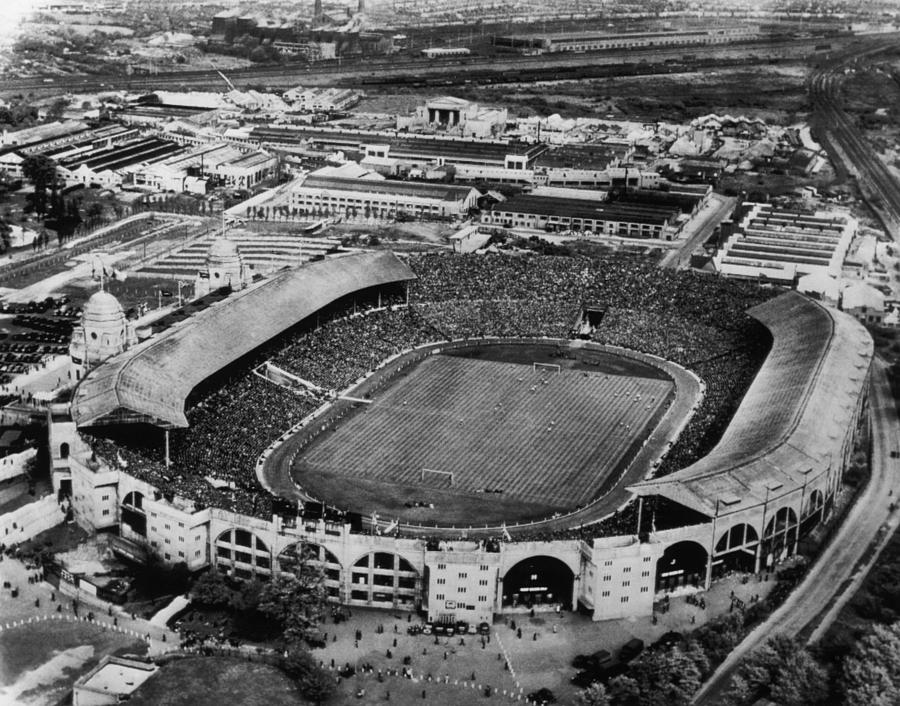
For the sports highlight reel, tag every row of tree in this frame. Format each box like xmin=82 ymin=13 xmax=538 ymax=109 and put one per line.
xmin=574 ymin=574 xmax=806 ymax=706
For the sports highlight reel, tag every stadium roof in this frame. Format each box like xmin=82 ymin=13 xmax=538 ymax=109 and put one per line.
xmin=71 ymin=251 xmax=415 ymax=429
xmin=630 ymin=291 xmax=872 ymax=517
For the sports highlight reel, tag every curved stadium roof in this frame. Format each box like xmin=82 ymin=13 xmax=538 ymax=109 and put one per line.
xmin=630 ymin=290 xmax=873 ymax=518
xmin=71 ymin=251 xmax=415 ymax=429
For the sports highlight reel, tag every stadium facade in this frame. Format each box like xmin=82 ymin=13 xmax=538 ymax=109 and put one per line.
xmin=49 ymin=251 xmax=873 ymax=627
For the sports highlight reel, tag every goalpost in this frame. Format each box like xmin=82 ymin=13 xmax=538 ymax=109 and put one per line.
xmin=421 ymin=468 xmax=454 ymax=486
xmin=533 ymin=362 xmax=561 ymax=375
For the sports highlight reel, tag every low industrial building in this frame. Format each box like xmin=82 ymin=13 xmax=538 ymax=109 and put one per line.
xmin=245 ymin=125 xmax=547 ymax=172
xmin=841 ymin=282 xmax=886 ymax=325
xmin=493 ymin=26 xmax=759 ymax=53
xmin=289 ymin=165 xmax=478 ymax=221
xmin=58 ymin=137 xmax=185 ymax=189
xmin=713 ymin=203 xmax=856 ymax=284
xmin=112 ymin=142 xmax=277 ymax=193
xmin=283 ymin=86 xmax=362 ymax=113
xmin=482 ymin=192 xmax=682 ymax=239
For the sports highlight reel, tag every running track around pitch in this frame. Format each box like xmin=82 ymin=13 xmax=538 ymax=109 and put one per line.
xmin=295 ymin=355 xmax=673 ymax=509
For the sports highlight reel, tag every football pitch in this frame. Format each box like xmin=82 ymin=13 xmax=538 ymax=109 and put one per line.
xmin=293 ymin=352 xmax=674 ymax=520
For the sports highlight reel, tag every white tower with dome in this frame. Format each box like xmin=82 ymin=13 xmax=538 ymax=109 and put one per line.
xmin=195 ymin=237 xmax=248 ymax=297
xmin=69 ymin=290 xmax=136 ymax=377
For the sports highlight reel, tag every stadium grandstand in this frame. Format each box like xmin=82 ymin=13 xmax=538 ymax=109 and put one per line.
xmin=71 ymin=250 xmax=414 ymax=429
xmin=50 ymin=250 xmax=872 ymax=626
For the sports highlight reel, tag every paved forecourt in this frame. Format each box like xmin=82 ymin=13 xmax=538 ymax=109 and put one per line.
xmin=291 ymin=341 xmax=674 ymax=524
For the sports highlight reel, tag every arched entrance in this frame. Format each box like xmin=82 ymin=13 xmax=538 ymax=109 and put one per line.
xmin=60 ymin=442 xmax=69 ymax=459
xmin=762 ymin=507 xmax=799 ymax=567
xmin=656 ymin=541 xmax=708 ymax=592
xmin=277 ymin=542 xmax=342 ymax=599
xmin=502 ymin=556 xmax=574 ymax=610
xmin=349 ymin=552 xmax=418 ymax=609
xmin=712 ymin=523 xmax=759 ymax=577
xmin=215 ymin=528 xmax=271 ymax=580
xmin=801 ymin=489 xmax=826 ymax=537
xmin=120 ymin=491 xmax=146 ymax=537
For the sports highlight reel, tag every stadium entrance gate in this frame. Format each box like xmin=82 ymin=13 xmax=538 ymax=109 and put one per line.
xmin=656 ymin=540 xmax=707 ymax=593
xmin=501 ymin=556 xmax=574 ymax=611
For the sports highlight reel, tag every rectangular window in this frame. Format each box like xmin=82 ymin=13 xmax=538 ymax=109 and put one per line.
xmin=640 ymin=587 xmax=649 ymax=593
xmin=435 ymin=594 xmax=444 ymax=601
xmin=458 ymin=587 xmax=466 ymax=594
xmin=480 ymin=565 xmax=489 ymax=572
xmin=101 ymin=509 xmax=110 ymax=516
xmin=623 ymin=567 xmax=631 ymax=573
xmin=479 ymin=579 xmax=488 ymax=586
xmin=101 ymin=494 xmax=109 ymax=501
xmin=620 ymin=596 xmax=629 ymax=603
xmin=601 ymin=590 xmax=610 ymax=597
xmin=437 ymin=564 xmax=446 ymax=570
xmin=642 ymin=571 xmax=650 ymax=578
xmin=436 ymin=578 xmax=446 ymax=585
xmin=458 ymin=572 xmax=467 ymax=579
xmin=178 ymin=551 xmax=185 ymax=558
xmin=622 ymin=581 xmax=630 ymax=587
xmin=195 ymin=550 xmax=201 ymax=558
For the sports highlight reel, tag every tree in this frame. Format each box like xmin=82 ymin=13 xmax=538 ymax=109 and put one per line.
xmin=45 ymin=98 xmax=69 ymax=121
xmin=728 ymin=635 xmax=828 ymax=706
xmin=627 ymin=644 xmax=704 ymax=706
xmin=190 ymin=569 xmax=235 ymax=607
xmin=258 ymin=544 xmax=327 ymax=645
xmin=86 ymin=202 xmax=104 ymax=222
xmin=282 ymin=644 xmax=336 ymax=705
xmin=841 ymin=622 xmax=900 ymax=706
xmin=575 ymin=682 xmax=611 ymax=706
xmin=21 ymin=154 xmax=56 ymax=216
xmin=607 ymin=675 xmax=640 ymax=706
xmin=0 ymin=218 xmax=11 ymax=254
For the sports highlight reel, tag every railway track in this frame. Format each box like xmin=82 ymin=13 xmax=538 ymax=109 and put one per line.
xmin=0 ymin=34 xmax=875 ymax=96
xmin=808 ymin=40 xmax=900 ymax=237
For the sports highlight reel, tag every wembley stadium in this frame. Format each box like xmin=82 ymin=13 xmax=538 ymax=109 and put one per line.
xmin=51 ymin=246 xmax=873 ymax=625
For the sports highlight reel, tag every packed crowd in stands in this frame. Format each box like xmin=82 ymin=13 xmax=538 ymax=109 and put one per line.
xmin=84 ymin=250 xmax=775 ymax=535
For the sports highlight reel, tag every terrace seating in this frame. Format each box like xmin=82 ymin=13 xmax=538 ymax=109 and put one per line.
xmin=87 ymin=251 xmax=774 ymax=536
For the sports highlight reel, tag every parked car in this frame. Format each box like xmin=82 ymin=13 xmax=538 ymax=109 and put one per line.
xmin=620 ymin=638 xmax=645 ymax=663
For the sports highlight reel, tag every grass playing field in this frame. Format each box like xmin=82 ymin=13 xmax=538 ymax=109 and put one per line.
xmin=293 ymin=347 xmax=673 ymax=525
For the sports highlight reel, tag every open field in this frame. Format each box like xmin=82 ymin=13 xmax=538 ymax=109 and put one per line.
xmin=128 ymin=657 xmax=305 ymax=706
xmin=358 ymin=63 xmax=811 ymax=124
xmin=293 ymin=347 xmax=673 ymax=525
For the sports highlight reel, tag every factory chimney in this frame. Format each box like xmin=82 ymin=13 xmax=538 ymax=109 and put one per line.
xmin=313 ymin=0 xmax=323 ymax=22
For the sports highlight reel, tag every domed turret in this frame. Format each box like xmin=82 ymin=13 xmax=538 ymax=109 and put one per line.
xmin=83 ymin=290 xmax=125 ymax=325
xmin=197 ymin=237 xmax=247 ymax=296
xmin=70 ymin=290 xmax=129 ymax=374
